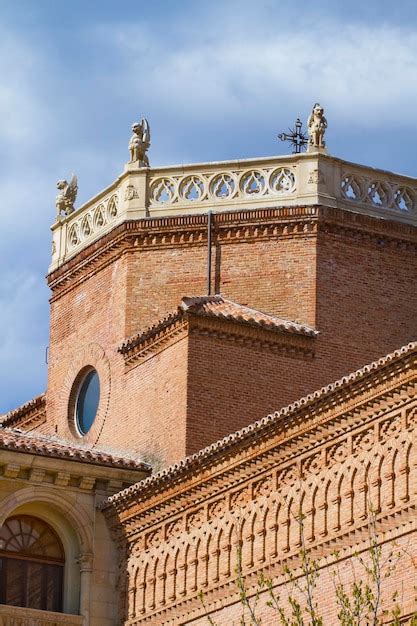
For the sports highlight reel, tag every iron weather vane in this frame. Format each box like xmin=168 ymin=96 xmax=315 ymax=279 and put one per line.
xmin=277 ymin=117 xmax=308 ymax=154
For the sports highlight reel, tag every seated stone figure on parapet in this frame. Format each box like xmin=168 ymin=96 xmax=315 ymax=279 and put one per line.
xmin=307 ymin=103 xmax=327 ymax=151
xmin=129 ymin=118 xmax=151 ymax=167
xmin=55 ymin=174 xmax=78 ymax=217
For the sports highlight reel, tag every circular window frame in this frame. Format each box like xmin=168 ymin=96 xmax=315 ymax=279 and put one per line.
xmin=71 ymin=366 xmax=101 ymax=437
xmin=62 ymin=343 xmax=111 ymax=444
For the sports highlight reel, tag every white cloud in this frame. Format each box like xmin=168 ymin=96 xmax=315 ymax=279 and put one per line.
xmin=1 ymin=5 xmax=417 ymax=411
xmin=96 ymin=20 xmax=417 ymax=130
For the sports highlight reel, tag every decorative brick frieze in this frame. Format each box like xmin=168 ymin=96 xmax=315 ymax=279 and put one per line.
xmin=47 ymin=204 xmax=417 ymax=302
xmin=112 ymin=402 xmax=416 ymax=623
xmin=100 ymin=343 xmax=417 ymax=623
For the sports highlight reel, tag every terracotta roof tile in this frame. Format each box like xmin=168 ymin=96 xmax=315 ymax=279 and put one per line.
xmin=1 ymin=394 xmax=46 ymax=428
xmin=180 ymin=296 xmax=317 ymax=336
xmin=119 ymin=295 xmax=317 ymax=354
xmin=0 ymin=427 xmax=151 ymax=472
xmin=103 ymin=341 xmax=417 ymax=508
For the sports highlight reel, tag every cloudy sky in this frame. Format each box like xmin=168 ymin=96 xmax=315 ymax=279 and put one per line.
xmin=1 ymin=0 xmax=416 ymax=413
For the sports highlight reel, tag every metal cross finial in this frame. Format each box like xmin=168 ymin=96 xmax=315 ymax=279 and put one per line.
xmin=277 ymin=118 xmax=308 ymax=154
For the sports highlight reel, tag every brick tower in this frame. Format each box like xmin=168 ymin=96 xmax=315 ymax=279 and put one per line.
xmin=43 ymin=135 xmax=417 ymax=469
xmin=1 ymin=114 xmax=417 ymax=626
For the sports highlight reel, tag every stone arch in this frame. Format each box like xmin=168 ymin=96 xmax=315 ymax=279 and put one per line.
xmin=0 ymin=486 xmax=93 ymax=615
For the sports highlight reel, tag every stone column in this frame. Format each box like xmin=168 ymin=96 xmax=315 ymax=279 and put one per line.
xmin=77 ymin=552 xmax=93 ymax=626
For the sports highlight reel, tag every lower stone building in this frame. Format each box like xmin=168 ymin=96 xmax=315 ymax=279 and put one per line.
xmin=1 ymin=121 xmax=416 ymax=624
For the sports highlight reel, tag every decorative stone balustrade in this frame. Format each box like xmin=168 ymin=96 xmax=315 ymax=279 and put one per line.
xmin=50 ymin=152 xmax=417 ymax=272
xmin=0 ymin=605 xmax=84 ymax=626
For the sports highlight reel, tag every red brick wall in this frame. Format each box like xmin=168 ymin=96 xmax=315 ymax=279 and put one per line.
xmin=187 ymin=533 xmax=417 ymax=625
xmin=100 ymin=339 xmax=188 ymax=468
xmin=47 ymin=251 xmax=188 ymax=466
xmin=44 ymin=211 xmax=417 ymax=466
xmin=315 ymin=230 xmax=417 ymax=382
xmin=186 ymin=332 xmax=317 ymax=455
xmin=124 ymin=246 xmax=208 ymax=335
xmin=212 ymin=236 xmax=316 ymax=327
xmin=46 ymin=256 xmax=129 ymax=439
xmin=124 ymin=235 xmax=316 ymax=335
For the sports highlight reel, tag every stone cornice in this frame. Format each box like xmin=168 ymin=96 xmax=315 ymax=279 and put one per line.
xmin=47 ymin=206 xmax=417 ymax=301
xmin=0 ymin=447 xmax=147 ymax=494
xmin=102 ymin=342 xmax=416 ymax=520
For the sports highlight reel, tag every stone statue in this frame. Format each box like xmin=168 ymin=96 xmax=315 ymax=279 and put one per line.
xmin=56 ymin=174 xmax=78 ymax=217
xmin=129 ymin=118 xmax=151 ymax=166
xmin=307 ymin=103 xmax=327 ymax=150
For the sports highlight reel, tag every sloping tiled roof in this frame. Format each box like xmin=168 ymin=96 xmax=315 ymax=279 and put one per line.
xmin=0 ymin=427 xmax=151 ymax=472
xmin=180 ymin=296 xmax=317 ymax=335
xmin=119 ymin=295 xmax=317 ymax=354
xmin=104 ymin=341 xmax=417 ymax=508
xmin=1 ymin=394 xmax=46 ymax=428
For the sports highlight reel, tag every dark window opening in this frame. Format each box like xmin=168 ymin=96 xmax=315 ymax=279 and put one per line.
xmin=76 ymin=369 xmax=100 ymax=435
xmin=0 ymin=516 xmax=64 ymax=613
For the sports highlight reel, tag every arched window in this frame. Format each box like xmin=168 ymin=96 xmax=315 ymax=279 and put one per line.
xmin=0 ymin=515 xmax=64 ymax=612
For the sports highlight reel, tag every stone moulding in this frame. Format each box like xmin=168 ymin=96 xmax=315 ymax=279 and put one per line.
xmin=49 ymin=152 xmax=417 ymax=274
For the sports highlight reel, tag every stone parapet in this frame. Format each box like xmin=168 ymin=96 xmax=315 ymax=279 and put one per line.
xmin=49 ymin=152 xmax=417 ymax=272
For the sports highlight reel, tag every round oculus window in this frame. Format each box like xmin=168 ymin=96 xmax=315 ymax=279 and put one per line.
xmin=75 ymin=369 xmax=100 ymax=435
